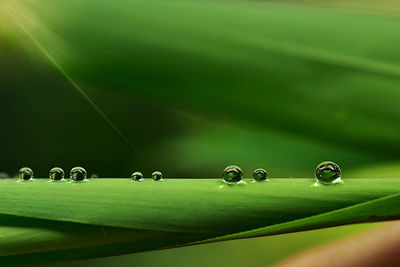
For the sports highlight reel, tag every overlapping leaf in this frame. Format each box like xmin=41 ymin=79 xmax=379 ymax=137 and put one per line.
xmin=0 ymin=178 xmax=399 ymax=264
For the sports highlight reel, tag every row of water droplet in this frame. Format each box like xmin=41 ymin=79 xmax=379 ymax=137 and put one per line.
xmin=17 ymin=167 xmax=164 ymax=182
xmin=14 ymin=161 xmax=341 ymax=184
xmin=19 ymin=167 xmax=88 ymax=181
xmin=222 ymin=161 xmax=341 ymax=185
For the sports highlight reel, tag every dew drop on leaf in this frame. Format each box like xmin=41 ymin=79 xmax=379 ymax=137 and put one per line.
xmin=152 ymin=171 xmax=163 ymax=181
xmin=49 ymin=167 xmax=64 ymax=180
xmin=223 ymin=165 xmax=243 ymax=183
xmin=19 ymin=167 xmax=33 ymax=180
xmin=131 ymin=171 xmax=143 ymax=181
xmin=70 ymin=167 xmax=87 ymax=181
xmin=315 ymin=161 xmax=341 ymax=184
xmin=253 ymin=168 xmax=268 ymax=181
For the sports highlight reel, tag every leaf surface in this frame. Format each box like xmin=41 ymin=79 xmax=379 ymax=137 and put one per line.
xmin=0 ymin=178 xmax=399 ymax=264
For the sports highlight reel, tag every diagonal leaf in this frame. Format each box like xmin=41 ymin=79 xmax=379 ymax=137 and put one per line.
xmin=4 ymin=0 xmax=400 ymax=154
xmin=200 ymin=191 xmax=400 ymax=244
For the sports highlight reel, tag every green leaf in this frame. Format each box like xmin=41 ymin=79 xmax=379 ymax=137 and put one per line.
xmin=4 ymin=0 xmax=400 ymax=155
xmin=2 ymin=1 xmax=400 ymax=265
xmin=0 ymin=178 xmax=399 ymax=264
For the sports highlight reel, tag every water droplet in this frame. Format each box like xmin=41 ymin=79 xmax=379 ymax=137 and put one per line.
xmin=49 ymin=167 xmax=64 ymax=180
xmin=70 ymin=167 xmax=87 ymax=181
xmin=315 ymin=161 xmax=341 ymax=184
xmin=131 ymin=171 xmax=143 ymax=181
xmin=152 ymin=171 xmax=163 ymax=181
xmin=223 ymin=165 xmax=243 ymax=183
xmin=90 ymin=174 xmax=99 ymax=178
xmin=19 ymin=167 xmax=33 ymax=180
xmin=253 ymin=168 xmax=268 ymax=181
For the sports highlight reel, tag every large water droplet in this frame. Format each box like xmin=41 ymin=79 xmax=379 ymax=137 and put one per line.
xmin=253 ymin=168 xmax=268 ymax=181
xmin=70 ymin=167 xmax=87 ymax=181
xmin=315 ymin=161 xmax=341 ymax=184
xmin=19 ymin=167 xmax=33 ymax=180
xmin=131 ymin=171 xmax=143 ymax=181
xmin=223 ymin=165 xmax=243 ymax=183
xmin=50 ymin=167 xmax=64 ymax=180
xmin=152 ymin=171 xmax=163 ymax=181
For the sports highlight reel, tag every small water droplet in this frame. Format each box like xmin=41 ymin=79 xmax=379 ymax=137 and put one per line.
xmin=315 ymin=161 xmax=341 ymax=184
xmin=223 ymin=165 xmax=243 ymax=183
xmin=70 ymin=167 xmax=87 ymax=181
xmin=49 ymin=167 xmax=64 ymax=180
xmin=253 ymin=168 xmax=268 ymax=181
xmin=131 ymin=171 xmax=143 ymax=181
xmin=152 ymin=171 xmax=163 ymax=181
xmin=90 ymin=174 xmax=99 ymax=178
xmin=19 ymin=167 xmax=33 ymax=180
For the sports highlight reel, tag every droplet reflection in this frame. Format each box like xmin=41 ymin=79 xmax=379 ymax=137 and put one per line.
xmin=132 ymin=171 xmax=143 ymax=181
xmin=152 ymin=171 xmax=163 ymax=181
xmin=223 ymin=165 xmax=243 ymax=183
xmin=253 ymin=168 xmax=268 ymax=181
xmin=50 ymin=167 xmax=64 ymax=180
xmin=70 ymin=167 xmax=87 ymax=181
xmin=19 ymin=167 xmax=33 ymax=180
xmin=315 ymin=161 xmax=341 ymax=184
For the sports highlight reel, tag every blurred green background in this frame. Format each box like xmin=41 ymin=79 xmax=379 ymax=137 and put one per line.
xmin=1 ymin=0 xmax=400 ymax=266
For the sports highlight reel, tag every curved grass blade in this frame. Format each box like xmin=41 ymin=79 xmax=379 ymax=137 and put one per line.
xmin=0 ymin=178 xmax=400 ymax=264
xmin=1 ymin=178 xmax=400 ymax=233
xmin=199 ymin=191 xmax=400 ymax=244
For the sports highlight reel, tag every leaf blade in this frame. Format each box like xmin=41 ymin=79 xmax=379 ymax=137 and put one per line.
xmin=0 ymin=178 xmax=400 ymax=263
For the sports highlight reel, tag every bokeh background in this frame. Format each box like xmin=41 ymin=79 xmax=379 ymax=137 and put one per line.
xmin=1 ymin=0 xmax=400 ymax=266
